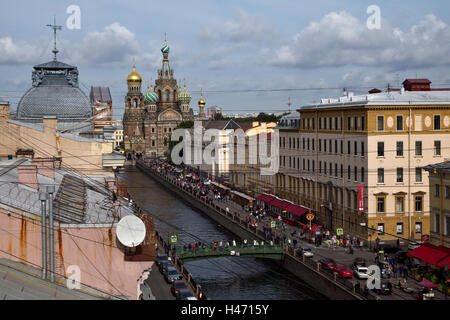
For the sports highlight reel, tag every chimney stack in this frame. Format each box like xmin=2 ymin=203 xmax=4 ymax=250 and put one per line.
xmin=18 ymin=165 xmax=38 ymax=189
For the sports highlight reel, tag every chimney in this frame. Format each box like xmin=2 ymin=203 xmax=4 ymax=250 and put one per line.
xmin=31 ymin=158 xmax=55 ymax=180
xmin=18 ymin=165 xmax=38 ymax=189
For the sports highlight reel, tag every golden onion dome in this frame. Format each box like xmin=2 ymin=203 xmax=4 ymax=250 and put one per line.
xmin=198 ymin=95 xmax=205 ymax=106
xmin=127 ymin=64 xmax=142 ymax=83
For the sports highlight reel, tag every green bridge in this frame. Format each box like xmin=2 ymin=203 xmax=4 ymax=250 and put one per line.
xmin=173 ymin=244 xmax=285 ymax=263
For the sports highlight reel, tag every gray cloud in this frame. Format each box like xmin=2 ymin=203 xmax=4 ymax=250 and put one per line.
xmin=269 ymin=12 xmax=450 ymax=71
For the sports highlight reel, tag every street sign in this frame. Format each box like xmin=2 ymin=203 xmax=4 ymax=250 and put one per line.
xmin=336 ymin=228 xmax=343 ymax=236
xmin=271 ymin=221 xmax=276 ymax=228
xmin=171 ymin=235 xmax=177 ymax=243
xmin=306 ymin=213 xmax=314 ymax=221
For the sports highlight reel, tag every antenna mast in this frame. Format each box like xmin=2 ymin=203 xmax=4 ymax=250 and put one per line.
xmin=287 ymin=96 xmax=291 ymax=113
xmin=46 ymin=16 xmax=63 ymax=61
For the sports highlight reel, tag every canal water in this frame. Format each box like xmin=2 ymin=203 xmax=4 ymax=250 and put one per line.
xmin=118 ymin=168 xmax=326 ymax=300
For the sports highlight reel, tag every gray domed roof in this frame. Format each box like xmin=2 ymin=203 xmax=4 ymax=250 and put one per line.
xmin=16 ymin=59 xmax=92 ymax=122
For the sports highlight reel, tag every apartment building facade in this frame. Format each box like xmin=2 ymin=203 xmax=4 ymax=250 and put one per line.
xmin=290 ymin=81 xmax=450 ymax=245
xmin=423 ymin=161 xmax=450 ymax=249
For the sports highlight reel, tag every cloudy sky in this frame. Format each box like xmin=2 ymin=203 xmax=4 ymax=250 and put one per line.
xmin=1 ymin=0 xmax=450 ymax=119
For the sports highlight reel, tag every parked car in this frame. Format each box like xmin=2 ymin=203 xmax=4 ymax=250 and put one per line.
xmin=176 ymin=288 xmax=196 ymax=300
xmin=374 ymin=280 xmax=393 ymax=295
xmin=332 ymin=265 xmax=354 ymax=278
xmin=353 ymin=257 xmax=367 ymax=268
xmin=156 ymin=253 xmax=168 ymax=267
xmin=164 ymin=266 xmax=181 ymax=283
xmin=408 ymin=241 xmax=423 ymax=251
xmin=319 ymin=258 xmax=337 ymax=270
xmin=300 ymin=247 xmax=314 ymax=257
xmin=159 ymin=260 xmax=170 ymax=274
xmin=353 ymin=266 xmax=369 ymax=279
xmin=171 ymin=280 xmax=188 ymax=297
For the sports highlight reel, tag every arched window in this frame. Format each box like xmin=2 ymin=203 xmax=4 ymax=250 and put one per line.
xmin=174 ymin=90 xmax=177 ymax=101
xmin=158 ymin=90 xmax=161 ymax=100
xmin=165 ymin=90 xmax=170 ymax=102
xmin=134 ymin=99 xmax=138 ymax=108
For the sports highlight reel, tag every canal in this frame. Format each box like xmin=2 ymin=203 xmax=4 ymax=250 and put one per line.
xmin=118 ymin=167 xmax=326 ymax=300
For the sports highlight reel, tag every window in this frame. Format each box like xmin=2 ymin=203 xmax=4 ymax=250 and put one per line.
xmin=377 ymin=223 xmax=385 ymax=235
xmin=319 ymin=139 xmax=322 ymax=152
xmin=312 ymin=160 xmax=315 ymax=172
xmin=354 ymin=116 xmax=358 ymax=131
xmin=396 ymin=115 xmax=403 ymax=130
xmin=354 ymin=166 xmax=358 ymax=181
xmin=378 ymin=168 xmax=384 ymax=184
xmin=361 ymin=142 xmax=365 ymax=156
xmin=308 ymin=160 xmax=310 ymax=171
xmin=447 ymin=216 xmax=450 ymax=236
xmin=347 ymin=165 xmax=351 ymax=180
xmin=397 ymin=168 xmax=403 ymax=183
xmin=324 ymin=161 xmax=327 ymax=175
xmin=303 ymin=159 xmax=305 ymax=170
xmin=377 ymin=115 xmax=384 ymax=131
xmin=361 ymin=167 xmax=365 ymax=183
xmin=347 ymin=117 xmax=351 ymax=130
xmin=434 ymin=115 xmax=441 ymax=130
xmin=396 ymin=141 xmax=403 ymax=157
xmin=312 ymin=139 xmax=315 ymax=151
xmin=152 ymin=127 xmax=155 ymax=133
xmin=341 ymin=164 xmax=344 ymax=178
xmin=319 ymin=161 xmax=322 ymax=174
xmin=297 ymin=138 xmax=299 ymax=149
xmin=334 ymin=140 xmax=337 ymax=153
xmin=377 ymin=141 xmax=384 ymax=157
xmin=396 ymin=223 xmax=403 ymax=235
xmin=165 ymin=89 xmax=170 ymax=101
xmin=434 ymin=140 xmax=441 ymax=156
xmin=329 ymin=140 xmax=332 ymax=153
xmin=435 ymin=184 xmax=440 ymax=197
xmin=329 ymin=163 xmax=332 ymax=176
xmin=335 ymin=117 xmax=338 ymax=130
xmin=415 ymin=141 xmax=422 ymax=156
xmin=446 ymin=186 xmax=450 ymax=199
xmin=352 ymin=141 xmax=357 ymax=156
xmin=415 ymin=222 xmax=422 ymax=234
xmin=396 ymin=196 xmax=404 ymax=213
xmin=335 ymin=163 xmax=338 ymax=177
xmin=319 ymin=118 xmax=322 ymax=129
xmin=324 ymin=118 xmax=327 ymax=129
xmin=324 ymin=139 xmax=327 ymax=152
xmin=415 ymin=196 xmax=423 ymax=212
xmin=151 ymin=140 xmax=155 ymax=147
xmin=361 ymin=116 xmax=365 ymax=131
xmin=341 ymin=140 xmax=343 ymax=154
xmin=302 ymin=138 xmax=305 ymax=150
xmin=435 ymin=212 xmax=440 ymax=233
xmin=307 ymin=138 xmax=310 ymax=150
xmin=347 ymin=141 xmax=351 ymax=155
xmin=329 ymin=117 xmax=332 ymax=129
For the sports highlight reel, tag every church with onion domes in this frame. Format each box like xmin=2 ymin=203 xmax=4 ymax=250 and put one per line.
xmin=123 ymin=36 xmax=206 ymax=159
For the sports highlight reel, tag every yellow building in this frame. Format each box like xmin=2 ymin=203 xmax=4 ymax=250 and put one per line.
xmin=229 ymin=122 xmax=277 ymax=196
xmin=423 ymin=161 xmax=450 ymax=249
xmin=285 ymin=80 xmax=450 ymax=245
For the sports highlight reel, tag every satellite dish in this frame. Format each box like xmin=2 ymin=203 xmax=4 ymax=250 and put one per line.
xmin=116 ymin=215 xmax=146 ymax=247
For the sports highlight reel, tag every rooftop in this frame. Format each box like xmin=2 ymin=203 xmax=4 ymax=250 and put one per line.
xmin=422 ymin=161 xmax=450 ymax=174
xmin=300 ymin=89 xmax=450 ymax=110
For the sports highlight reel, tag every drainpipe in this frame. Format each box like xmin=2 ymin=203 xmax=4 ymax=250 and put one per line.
xmin=39 ymin=192 xmax=48 ymax=279
xmin=47 ymin=185 xmax=56 ymax=282
xmin=408 ymin=107 xmax=411 ymax=240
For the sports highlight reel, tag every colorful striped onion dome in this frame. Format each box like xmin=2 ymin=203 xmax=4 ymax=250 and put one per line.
xmin=178 ymin=83 xmax=191 ymax=103
xmin=145 ymin=85 xmax=158 ymax=103
xmin=161 ymin=40 xmax=170 ymax=54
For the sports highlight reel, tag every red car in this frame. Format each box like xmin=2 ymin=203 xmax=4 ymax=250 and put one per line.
xmin=171 ymin=280 xmax=188 ymax=296
xmin=332 ymin=265 xmax=354 ymax=278
xmin=319 ymin=258 xmax=337 ymax=270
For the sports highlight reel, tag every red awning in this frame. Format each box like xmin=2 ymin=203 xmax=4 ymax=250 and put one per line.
xmin=285 ymin=204 xmax=308 ymax=217
xmin=268 ymin=198 xmax=283 ymax=209
xmin=408 ymin=244 xmax=450 ymax=266
xmin=256 ymin=194 xmax=275 ymax=203
xmin=407 ymin=245 xmax=431 ymax=260
xmin=437 ymin=256 xmax=450 ymax=269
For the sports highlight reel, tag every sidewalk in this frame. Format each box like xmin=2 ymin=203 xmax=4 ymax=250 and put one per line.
xmin=211 ymin=195 xmax=447 ymax=301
